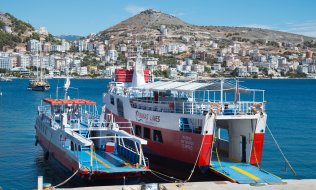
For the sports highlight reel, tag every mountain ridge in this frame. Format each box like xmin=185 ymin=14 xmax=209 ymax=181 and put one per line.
xmin=95 ymin=9 xmax=315 ymax=44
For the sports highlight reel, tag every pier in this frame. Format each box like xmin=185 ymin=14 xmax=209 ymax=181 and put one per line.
xmin=53 ymin=180 xmax=316 ymax=190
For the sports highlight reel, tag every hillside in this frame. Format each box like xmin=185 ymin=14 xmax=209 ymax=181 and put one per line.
xmin=0 ymin=12 xmax=35 ymax=50
xmin=0 ymin=12 xmax=60 ymax=51
xmin=96 ymin=9 xmax=315 ymax=45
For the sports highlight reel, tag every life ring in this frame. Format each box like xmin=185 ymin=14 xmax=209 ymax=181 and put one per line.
xmin=210 ymin=103 xmax=221 ymax=114
xmin=252 ymin=103 xmax=263 ymax=113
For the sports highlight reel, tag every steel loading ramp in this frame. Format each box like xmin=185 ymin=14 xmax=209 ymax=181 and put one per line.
xmin=210 ymin=159 xmax=282 ymax=184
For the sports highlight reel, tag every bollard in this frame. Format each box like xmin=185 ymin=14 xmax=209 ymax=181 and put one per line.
xmin=38 ymin=176 xmax=43 ymax=190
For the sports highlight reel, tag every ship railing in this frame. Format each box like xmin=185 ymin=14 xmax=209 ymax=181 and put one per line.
xmin=130 ymin=98 xmax=264 ymax=115
xmin=37 ymin=105 xmax=51 ymax=117
xmin=69 ymin=119 xmax=135 ymax=135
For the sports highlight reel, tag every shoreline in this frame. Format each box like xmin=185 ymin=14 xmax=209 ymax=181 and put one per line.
xmin=3 ymin=76 xmax=316 ymax=80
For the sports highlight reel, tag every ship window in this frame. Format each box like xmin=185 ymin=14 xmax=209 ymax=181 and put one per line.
xmin=135 ymin=125 xmax=141 ymax=137
xmin=153 ymin=130 xmax=163 ymax=143
xmin=110 ymin=95 xmax=115 ymax=105
xmin=143 ymin=127 xmax=150 ymax=139
xmin=70 ymin=141 xmax=75 ymax=151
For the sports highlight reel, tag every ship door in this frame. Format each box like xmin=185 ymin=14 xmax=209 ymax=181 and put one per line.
xmin=241 ymin=135 xmax=246 ymax=162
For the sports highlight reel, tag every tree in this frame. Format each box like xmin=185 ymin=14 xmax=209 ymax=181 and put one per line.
xmin=230 ymin=68 xmax=238 ymax=77
xmin=204 ymin=66 xmax=211 ymax=73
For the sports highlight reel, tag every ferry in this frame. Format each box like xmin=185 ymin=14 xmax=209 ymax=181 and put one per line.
xmin=34 ymin=78 xmax=149 ymax=181
xmin=102 ymin=54 xmax=283 ymax=184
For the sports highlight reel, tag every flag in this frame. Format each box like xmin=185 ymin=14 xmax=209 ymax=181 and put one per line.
xmin=234 ymin=80 xmax=239 ymax=104
xmin=64 ymin=77 xmax=70 ymax=90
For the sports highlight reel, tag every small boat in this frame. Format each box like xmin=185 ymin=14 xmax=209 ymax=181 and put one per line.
xmin=0 ymin=77 xmax=13 ymax=82
xmin=28 ymin=80 xmax=50 ymax=91
xmin=28 ymin=53 xmax=50 ymax=91
xmin=35 ymin=78 xmax=149 ymax=181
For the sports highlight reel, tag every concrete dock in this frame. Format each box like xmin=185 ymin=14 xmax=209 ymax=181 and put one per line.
xmin=57 ymin=179 xmax=316 ymax=190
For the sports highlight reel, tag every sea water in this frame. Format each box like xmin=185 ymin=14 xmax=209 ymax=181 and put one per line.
xmin=0 ymin=79 xmax=315 ymax=189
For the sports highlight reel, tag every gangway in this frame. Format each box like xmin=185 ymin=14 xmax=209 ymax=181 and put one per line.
xmin=210 ymin=159 xmax=282 ymax=184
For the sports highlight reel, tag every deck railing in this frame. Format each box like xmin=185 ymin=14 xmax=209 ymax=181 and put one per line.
xmin=130 ymin=98 xmax=264 ymax=116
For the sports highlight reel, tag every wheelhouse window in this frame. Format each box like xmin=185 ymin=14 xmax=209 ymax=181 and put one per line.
xmin=153 ymin=130 xmax=163 ymax=143
xmin=143 ymin=127 xmax=150 ymax=139
xmin=135 ymin=125 xmax=141 ymax=137
xmin=110 ymin=95 xmax=115 ymax=105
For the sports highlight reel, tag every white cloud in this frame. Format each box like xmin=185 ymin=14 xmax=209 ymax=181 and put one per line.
xmin=124 ymin=5 xmax=146 ymax=15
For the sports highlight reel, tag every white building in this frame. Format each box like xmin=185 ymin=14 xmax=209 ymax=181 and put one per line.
xmin=143 ymin=57 xmax=159 ymax=70
xmin=183 ymin=71 xmax=198 ymax=79
xmin=0 ymin=56 xmax=11 ymax=70
xmin=42 ymin=42 xmax=51 ymax=53
xmin=297 ymin=65 xmax=309 ymax=74
xmin=308 ymin=64 xmax=316 ymax=73
xmin=120 ymin=44 xmax=127 ymax=52
xmin=37 ymin=27 xmax=49 ymax=36
xmin=77 ymin=67 xmax=88 ymax=76
xmin=212 ymin=63 xmax=222 ymax=71
xmin=108 ymin=50 xmax=118 ymax=62
xmin=30 ymin=55 xmax=41 ymax=67
xmin=248 ymin=66 xmax=259 ymax=74
xmin=27 ymin=39 xmax=42 ymax=53
xmin=237 ymin=66 xmax=249 ymax=77
xmin=211 ymin=43 xmax=218 ymax=48
xmin=3 ymin=26 xmax=12 ymax=33
xmin=51 ymin=44 xmax=62 ymax=52
xmin=95 ymin=43 xmax=105 ymax=56
xmin=192 ymin=64 xmax=205 ymax=73
xmin=78 ymin=40 xmax=88 ymax=52
xmin=17 ymin=54 xmax=30 ymax=68
xmin=168 ymin=68 xmax=178 ymax=78
xmin=61 ymin=40 xmax=70 ymax=52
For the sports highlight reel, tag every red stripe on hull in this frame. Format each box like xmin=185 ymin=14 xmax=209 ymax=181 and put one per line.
xmin=198 ymin=135 xmax=213 ymax=166
xmin=105 ymin=109 xmax=212 ymax=167
xmin=250 ymin=133 xmax=265 ymax=165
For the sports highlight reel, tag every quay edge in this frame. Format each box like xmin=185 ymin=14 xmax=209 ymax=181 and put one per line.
xmin=55 ymin=179 xmax=316 ymax=190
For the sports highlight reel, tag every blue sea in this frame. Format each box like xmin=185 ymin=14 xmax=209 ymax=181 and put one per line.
xmin=0 ymin=79 xmax=315 ymax=189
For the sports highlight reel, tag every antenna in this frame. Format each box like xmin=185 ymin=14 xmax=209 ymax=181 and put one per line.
xmin=56 ymin=79 xmax=59 ymax=99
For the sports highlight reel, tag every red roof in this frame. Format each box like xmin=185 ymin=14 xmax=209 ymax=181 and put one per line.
xmin=43 ymin=98 xmax=96 ymax=105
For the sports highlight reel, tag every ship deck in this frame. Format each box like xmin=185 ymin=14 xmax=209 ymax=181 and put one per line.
xmin=76 ymin=150 xmax=147 ymax=173
xmin=210 ymin=155 xmax=282 ymax=184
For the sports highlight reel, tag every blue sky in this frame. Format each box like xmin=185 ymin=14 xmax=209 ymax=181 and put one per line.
xmin=1 ymin=0 xmax=316 ymax=37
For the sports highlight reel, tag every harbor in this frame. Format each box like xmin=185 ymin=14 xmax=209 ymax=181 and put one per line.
xmin=0 ymin=78 xmax=315 ymax=189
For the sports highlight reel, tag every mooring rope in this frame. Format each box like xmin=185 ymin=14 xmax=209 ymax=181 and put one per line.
xmin=50 ymin=168 xmax=80 ymax=189
xmin=185 ymin=128 xmax=207 ymax=182
xmin=266 ymin=124 xmax=297 ymax=176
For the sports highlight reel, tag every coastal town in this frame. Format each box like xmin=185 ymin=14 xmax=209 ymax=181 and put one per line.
xmin=1 ymin=10 xmax=316 ymax=80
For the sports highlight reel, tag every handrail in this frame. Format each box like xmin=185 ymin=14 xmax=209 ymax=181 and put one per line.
xmin=130 ymin=98 xmax=264 ymax=116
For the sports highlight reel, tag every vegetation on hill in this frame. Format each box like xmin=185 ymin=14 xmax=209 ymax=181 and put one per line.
xmin=5 ymin=13 xmax=34 ymax=33
xmin=0 ymin=31 xmax=21 ymax=50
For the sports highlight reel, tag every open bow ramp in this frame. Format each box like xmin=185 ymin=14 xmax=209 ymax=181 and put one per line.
xmin=210 ymin=160 xmax=282 ymax=184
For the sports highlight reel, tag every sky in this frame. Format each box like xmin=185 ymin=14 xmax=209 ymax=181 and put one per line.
xmin=1 ymin=0 xmax=316 ymax=37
